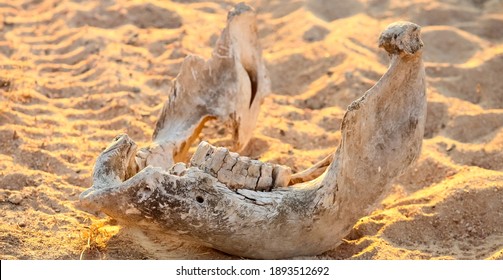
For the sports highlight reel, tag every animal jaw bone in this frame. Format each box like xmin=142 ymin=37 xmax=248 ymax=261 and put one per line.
xmin=80 ymin=21 xmax=427 ymax=259
xmin=135 ymin=3 xmax=270 ymax=171
xmin=91 ymin=134 xmax=138 ymax=189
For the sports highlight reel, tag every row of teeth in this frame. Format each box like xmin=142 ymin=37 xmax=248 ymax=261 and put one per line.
xmin=182 ymin=141 xmax=291 ymax=191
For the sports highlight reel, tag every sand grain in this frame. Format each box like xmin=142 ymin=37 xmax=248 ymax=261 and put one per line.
xmin=1 ymin=0 xmax=502 ymax=259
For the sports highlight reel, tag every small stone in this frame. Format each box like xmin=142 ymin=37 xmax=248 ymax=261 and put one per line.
xmin=345 ymin=71 xmax=353 ymax=80
xmin=8 ymin=193 xmax=23 ymax=204
xmin=302 ymin=25 xmax=329 ymax=42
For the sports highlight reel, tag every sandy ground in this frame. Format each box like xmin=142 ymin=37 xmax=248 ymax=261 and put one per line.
xmin=1 ymin=0 xmax=502 ymax=260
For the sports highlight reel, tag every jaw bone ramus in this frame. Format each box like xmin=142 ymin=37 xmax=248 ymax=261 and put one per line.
xmin=135 ymin=3 xmax=270 ymax=171
xmin=80 ymin=18 xmax=427 ymax=259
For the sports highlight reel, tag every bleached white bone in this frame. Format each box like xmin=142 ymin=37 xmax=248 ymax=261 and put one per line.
xmin=80 ymin=21 xmax=426 ymax=259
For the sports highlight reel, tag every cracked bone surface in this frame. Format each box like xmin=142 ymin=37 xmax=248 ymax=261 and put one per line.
xmin=80 ymin=21 xmax=427 ymax=259
xmin=135 ymin=3 xmax=270 ymax=170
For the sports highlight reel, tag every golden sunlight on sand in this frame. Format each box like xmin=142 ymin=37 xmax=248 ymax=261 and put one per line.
xmin=0 ymin=0 xmax=502 ymax=259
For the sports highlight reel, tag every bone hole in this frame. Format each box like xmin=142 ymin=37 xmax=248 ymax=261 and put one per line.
xmin=245 ymin=66 xmax=258 ymax=109
xmin=196 ymin=196 xmax=204 ymax=203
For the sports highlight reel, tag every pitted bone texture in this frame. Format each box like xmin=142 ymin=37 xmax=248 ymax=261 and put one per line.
xmin=190 ymin=141 xmax=292 ymax=191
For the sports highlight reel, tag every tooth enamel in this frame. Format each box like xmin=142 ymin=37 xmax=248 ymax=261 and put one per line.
xmin=217 ymin=152 xmax=238 ymax=185
xmin=222 ymin=152 xmax=238 ymax=170
xmin=202 ymin=148 xmax=216 ymax=171
xmin=243 ymin=177 xmax=259 ymax=190
xmin=170 ymin=162 xmax=187 ymax=176
xmin=217 ymin=169 xmax=234 ymax=185
xmin=248 ymin=160 xmax=261 ymax=177
xmin=243 ymin=160 xmax=261 ymax=190
xmin=190 ymin=141 xmax=212 ymax=167
xmin=237 ymin=156 xmax=250 ymax=176
xmin=272 ymin=165 xmax=291 ymax=188
xmin=230 ymin=156 xmax=249 ymax=188
xmin=209 ymin=147 xmax=228 ymax=175
xmin=256 ymin=163 xmax=273 ymax=191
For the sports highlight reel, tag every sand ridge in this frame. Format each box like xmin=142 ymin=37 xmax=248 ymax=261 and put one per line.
xmin=0 ymin=0 xmax=502 ymax=259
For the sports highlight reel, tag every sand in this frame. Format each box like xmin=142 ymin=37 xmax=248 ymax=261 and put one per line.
xmin=0 ymin=0 xmax=502 ymax=260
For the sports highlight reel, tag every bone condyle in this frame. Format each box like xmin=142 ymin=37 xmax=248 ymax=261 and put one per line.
xmin=80 ymin=10 xmax=427 ymax=259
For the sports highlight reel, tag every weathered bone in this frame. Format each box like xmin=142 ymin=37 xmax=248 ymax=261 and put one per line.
xmin=136 ymin=3 xmax=270 ymax=170
xmin=91 ymin=134 xmax=138 ymax=189
xmin=80 ymin=21 xmax=426 ymax=259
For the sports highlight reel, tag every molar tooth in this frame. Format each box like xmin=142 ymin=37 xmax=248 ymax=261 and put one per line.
xmin=201 ymin=147 xmax=217 ymax=171
xmin=190 ymin=141 xmax=212 ymax=167
xmin=244 ymin=160 xmax=261 ymax=190
xmin=170 ymin=162 xmax=187 ymax=176
xmin=243 ymin=177 xmax=258 ymax=190
xmin=272 ymin=165 xmax=292 ymax=188
xmin=209 ymin=147 xmax=229 ymax=175
xmin=221 ymin=152 xmax=238 ymax=171
xmin=230 ymin=156 xmax=249 ymax=188
xmin=217 ymin=169 xmax=234 ymax=185
xmin=248 ymin=160 xmax=261 ymax=177
xmin=256 ymin=163 xmax=273 ymax=191
xmin=238 ymin=157 xmax=250 ymax=175
xmin=217 ymin=152 xmax=238 ymax=185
